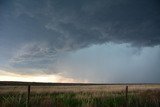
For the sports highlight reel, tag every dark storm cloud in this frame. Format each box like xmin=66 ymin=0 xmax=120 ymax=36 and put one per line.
xmin=0 ymin=0 xmax=160 ymax=69
xmin=1 ymin=0 xmax=160 ymax=46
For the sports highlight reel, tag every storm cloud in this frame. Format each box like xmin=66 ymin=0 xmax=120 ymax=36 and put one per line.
xmin=1 ymin=0 xmax=160 ymax=46
xmin=0 ymin=0 xmax=160 ymax=82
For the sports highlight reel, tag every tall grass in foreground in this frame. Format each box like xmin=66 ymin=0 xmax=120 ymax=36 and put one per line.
xmin=0 ymin=89 xmax=160 ymax=107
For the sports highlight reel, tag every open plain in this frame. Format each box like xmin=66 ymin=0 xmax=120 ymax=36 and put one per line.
xmin=0 ymin=82 xmax=160 ymax=107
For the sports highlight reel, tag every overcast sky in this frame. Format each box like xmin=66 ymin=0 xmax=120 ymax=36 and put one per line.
xmin=0 ymin=0 xmax=160 ymax=83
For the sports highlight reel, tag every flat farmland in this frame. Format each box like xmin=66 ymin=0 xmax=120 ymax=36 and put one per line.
xmin=0 ymin=82 xmax=160 ymax=107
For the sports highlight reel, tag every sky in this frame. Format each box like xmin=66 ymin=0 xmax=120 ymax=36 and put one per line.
xmin=0 ymin=0 xmax=160 ymax=83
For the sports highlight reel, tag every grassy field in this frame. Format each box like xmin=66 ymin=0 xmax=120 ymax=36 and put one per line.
xmin=0 ymin=82 xmax=160 ymax=107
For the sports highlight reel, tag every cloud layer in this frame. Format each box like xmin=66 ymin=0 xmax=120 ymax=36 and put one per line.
xmin=0 ymin=0 xmax=160 ymax=82
xmin=1 ymin=0 xmax=160 ymax=47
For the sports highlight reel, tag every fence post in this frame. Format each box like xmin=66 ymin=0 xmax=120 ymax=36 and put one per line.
xmin=125 ymin=85 xmax=128 ymax=107
xmin=27 ymin=85 xmax=31 ymax=107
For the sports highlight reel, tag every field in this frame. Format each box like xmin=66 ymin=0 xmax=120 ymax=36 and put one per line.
xmin=0 ymin=82 xmax=160 ymax=107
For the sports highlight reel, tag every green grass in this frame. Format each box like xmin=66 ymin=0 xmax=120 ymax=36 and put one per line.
xmin=0 ymin=90 xmax=160 ymax=107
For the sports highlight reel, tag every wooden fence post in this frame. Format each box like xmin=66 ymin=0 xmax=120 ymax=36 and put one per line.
xmin=125 ymin=85 xmax=128 ymax=107
xmin=27 ymin=85 xmax=31 ymax=107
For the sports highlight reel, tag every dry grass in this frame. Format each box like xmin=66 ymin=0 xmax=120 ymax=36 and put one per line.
xmin=0 ymin=84 xmax=160 ymax=107
xmin=0 ymin=85 xmax=160 ymax=93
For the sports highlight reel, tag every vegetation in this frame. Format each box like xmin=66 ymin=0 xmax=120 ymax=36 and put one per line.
xmin=0 ymin=84 xmax=160 ymax=107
